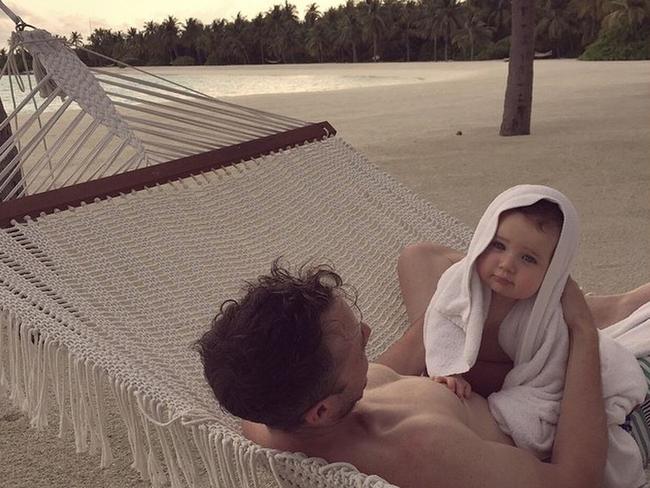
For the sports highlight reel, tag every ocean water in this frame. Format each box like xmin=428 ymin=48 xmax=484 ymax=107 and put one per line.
xmin=0 ymin=64 xmax=434 ymax=114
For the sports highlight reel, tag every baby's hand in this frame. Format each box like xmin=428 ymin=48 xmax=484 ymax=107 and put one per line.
xmin=432 ymin=374 xmax=472 ymax=399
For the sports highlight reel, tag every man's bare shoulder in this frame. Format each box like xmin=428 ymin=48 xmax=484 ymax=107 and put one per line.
xmin=366 ymin=362 xmax=401 ymax=388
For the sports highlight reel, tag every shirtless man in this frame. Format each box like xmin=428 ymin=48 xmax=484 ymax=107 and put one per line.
xmin=194 ymin=246 xmax=647 ymax=488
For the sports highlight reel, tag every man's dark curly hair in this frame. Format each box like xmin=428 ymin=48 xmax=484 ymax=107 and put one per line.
xmin=194 ymin=260 xmax=353 ymax=431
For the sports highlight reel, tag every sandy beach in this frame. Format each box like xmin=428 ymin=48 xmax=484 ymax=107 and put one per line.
xmin=1 ymin=59 xmax=649 ymax=487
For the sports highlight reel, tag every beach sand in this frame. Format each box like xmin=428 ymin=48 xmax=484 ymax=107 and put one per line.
xmin=1 ymin=59 xmax=649 ymax=487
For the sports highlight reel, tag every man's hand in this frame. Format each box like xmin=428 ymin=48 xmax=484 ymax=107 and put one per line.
xmin=432 ymin=374 xmax=472 ymax=398
xmin=561 ymin=277 xmax=596 ymax=333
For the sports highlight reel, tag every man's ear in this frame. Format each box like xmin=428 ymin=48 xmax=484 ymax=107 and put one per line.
xmin=303 ymin=396 xmax=334 ymax=426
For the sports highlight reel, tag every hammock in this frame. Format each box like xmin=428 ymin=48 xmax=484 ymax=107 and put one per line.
xmin=0 ymin=9 xmax=472 ymax=488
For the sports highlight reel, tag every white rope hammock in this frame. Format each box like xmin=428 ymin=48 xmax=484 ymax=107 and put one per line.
xmin=0 ymin=9 xmax=473 ymax=488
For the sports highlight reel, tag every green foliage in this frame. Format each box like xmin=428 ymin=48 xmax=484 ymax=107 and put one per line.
xmin=580 ymin=23 xmax=650 ymax=59
xmin=171 ymin=55 xmax=195 ymax=65
xmin=59 ymin=0 xmax=649 ymax=65
xmin=204 ymin=53 xmax=220 ymax=65
xmin=476 ymin=37 xmax=511 ymax=60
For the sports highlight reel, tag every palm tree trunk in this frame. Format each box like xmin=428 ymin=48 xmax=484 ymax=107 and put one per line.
xmin=444 ymin=27 xmax=449 ymax=61
xmin=500 ymin=0 xmax=536 ymax=136
xmin=406 ymin=33 xmax=411 ymax=61
xmin=373 ymin=33 xmax=378 ymax=61
xmin=469 ymin=28 xmax=474 ymax=61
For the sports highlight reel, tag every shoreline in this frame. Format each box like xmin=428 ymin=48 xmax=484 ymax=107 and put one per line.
xmin=1 ymin=58 xmax=649 ymax=487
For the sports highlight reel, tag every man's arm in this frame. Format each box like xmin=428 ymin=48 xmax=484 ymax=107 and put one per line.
xmin=375 ymin=243 xmax=463 ymax=375
xmin=551 ymin=277 xmax=607 ymax=485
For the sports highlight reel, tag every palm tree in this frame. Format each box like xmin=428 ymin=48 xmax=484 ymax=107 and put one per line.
xmin=160 ymin=15 xmax=179 ymax=63
xmin=453 ymin=10 xmax=494 ymax=60
xmin=570 ymin=0 xmax=607 ymax=46
xmin=142 ymin=20 xmax=166 ymax=65
xmin=69 ymin=31 xmax=83 ymax=49
xmin=124 ymin=27 xmax=144 ymax=62
xmin=250 ymin=14 xmax=268 ymax=63
xmin=320 ymin=8 xmax=343 ymax=61
xmin=417 ymin=0 xmax=443 ymax=61
xmin=500 ymin=0 xmax=536 ymax=136
xmin=486 ymin=0 xmax=512 ymax=41
xmin=224 ymin=13 xmax=250 ymax=64
xmin=265 ymin=5 xmax=288 ymax=62
xmin=536 ymin=0 xmax=574 ymax=57
xmin=435 ymin=0 xmax=464 ymax=61
xmin=181 ymin=17 xmax=205 ymax=64
xmin=281 ymin=1 xmax=301 ymax=62
xmin=602 ymin=0 xmax=648 ymax=29
xmin=361 ymin=0 xmax=387 ymax=61
xmin=305 ymin=2 xmax=321 ymax=27
xmin=337 ymin=1 xmax=363 ymax=62
xmin=304 ymin=4 xmax=326 ymax=62
xmin=262 ymin=3 xmax=300 ymax=62
xmin=397 ymin=1 xmax=419 ymax=61
xmin=88 ymin=28 xmax=124 ymax=61
xmin=143 ymin=20 xmax=158 ymax=38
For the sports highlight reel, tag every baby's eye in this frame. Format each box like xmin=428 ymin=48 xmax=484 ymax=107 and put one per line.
xmin=490 ymin=241 xmax=505 ymax=250
xmin=522 ymin=255 xmax=537 ymax=264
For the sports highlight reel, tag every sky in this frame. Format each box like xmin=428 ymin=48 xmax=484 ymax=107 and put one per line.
xmin=0 ymin=0 xmax=344 ymax=46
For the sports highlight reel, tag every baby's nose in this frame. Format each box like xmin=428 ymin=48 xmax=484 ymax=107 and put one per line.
xmin=499 ymin=254 xmax=516 ymax=271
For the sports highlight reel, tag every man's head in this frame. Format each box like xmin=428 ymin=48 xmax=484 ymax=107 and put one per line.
xmin=194 ymin=261 xmax=370 ymax=431
xmin=476 ymin=199 xmax=564 ymax=300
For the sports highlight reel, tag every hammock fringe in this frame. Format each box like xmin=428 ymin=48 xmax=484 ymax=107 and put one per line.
xmin=0 ymin=307 xmax=318 ymax=488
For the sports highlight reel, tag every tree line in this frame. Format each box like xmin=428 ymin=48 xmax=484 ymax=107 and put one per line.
xmin=45 ymin=0 xmax=650 ymax=65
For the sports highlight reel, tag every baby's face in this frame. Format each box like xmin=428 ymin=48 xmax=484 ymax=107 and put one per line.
xmin=476 ymin=212 xmax=560 ymax=301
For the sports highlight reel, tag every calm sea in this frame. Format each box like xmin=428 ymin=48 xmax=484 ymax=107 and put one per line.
xmin=0 ymin=64 xmax=432 ymax=114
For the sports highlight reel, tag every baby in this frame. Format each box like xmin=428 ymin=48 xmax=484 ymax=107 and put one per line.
xmin=422 ymin=184 xmax=646 ymax=488
xmin=432 ymin=198 xmax=563 ymax=396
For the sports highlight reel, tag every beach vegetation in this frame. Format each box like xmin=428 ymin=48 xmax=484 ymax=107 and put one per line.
xmin=58 ymin=0 xmax=648 ymax=66
xmin=171 ymin=55 xmax=196 ymax=66
xmin=580 ymin=0 xmax=650 ymax=59
xmin=581 ymin=23 xmax=650 ymax=59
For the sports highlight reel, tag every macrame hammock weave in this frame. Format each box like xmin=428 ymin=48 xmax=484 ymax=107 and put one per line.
xmin=0 ymin=6 xmax=472 ymax=488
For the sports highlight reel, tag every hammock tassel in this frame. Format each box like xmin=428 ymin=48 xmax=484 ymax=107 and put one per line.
xmin=143 ymin=416 xmax=166 ymax=488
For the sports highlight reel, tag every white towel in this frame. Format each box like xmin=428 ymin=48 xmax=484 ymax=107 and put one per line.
xmin=602 ymin=302 xmax=650 ymax=357
xmin=423 ymin=185 xmax=647 ymax=488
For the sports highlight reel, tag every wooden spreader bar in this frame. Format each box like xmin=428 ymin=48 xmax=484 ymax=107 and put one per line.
xmin=0 ymin=121 xmax=336 ymax=227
